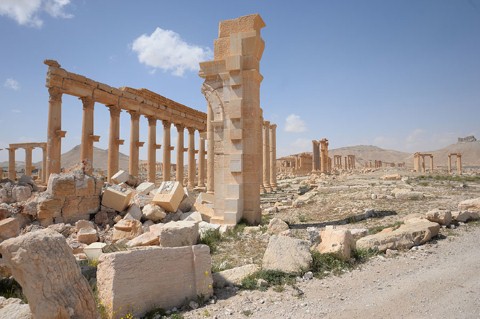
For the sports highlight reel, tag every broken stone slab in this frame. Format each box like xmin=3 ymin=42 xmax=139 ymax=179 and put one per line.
xmin=193 ymin=192 xmax=214 ymax=221
xmin=356 ymin=219 xmax=440 ymax=252
xmin=425 ymin=208 xmax=452 ymax=226
xmin=0 ymin=217 xmax=21 ymax=241
xmin=36 ymin=193 xmax=63 ymax=220
xmin=101 ymin=187 xmax=133 ymax=212
xmin=317 ymin=227 xmax=355 ymax=261
xmin=77 ymin=227 xmax=98 ymax=245
xmin=0 ymin=296 xmax=31 ymax=319
xmin=458 ymin=197 xmax=480 ymax=212
xmin=212 ymin=264 xmax=259 ymax=288
xmin=393 ymin=188 xmax=424 ymax=200
xmin=178 ymin=187 xmax=195 ymax=213
xmin=112 ymin=219 xmax=143 ymax=242
xmin=158 ymin=221 xmax=199 ymax=247
xmin=111 ymin=170 xmax=130 ymax=185
xmin=124 ymin=203 xmax=142 ymax=221
xmin=12 ymin=185 xmax=32 ymax=202
xmin=349 ymin=228 xmax=369 ymax=240
xmin=0 ymin=228 xmax=97 ymax=318
xmin=181 ymin=211 xmax=203 ymax=223
xmin=152 ymin=181 xmax=185 ymax=213
xmin=142 ymin=203 xmax=166 ymax=222
xmin=136 ymin=182 xmax=156 ymax=195
xmin=262 ymin=235 xmax=312 ymax=273
xmin=382 ymin=174 xmax=401 ymax=180
xmin=132 ymin=192 xmax=154 ymax=208
xmin=62 ymin=195 xmax=100 ymax=223
xmin=267 ymin=217 xmax=289 ymax=235
xmin=97 ymin=245 xmax=213 ymax=319
xmin=451 ymin=210 xmax=471 ymax=223
xmin=126 ymin=231 xmax=159 ymax=247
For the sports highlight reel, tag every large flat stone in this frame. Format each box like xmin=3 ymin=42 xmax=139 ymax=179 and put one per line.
xmin=158 ymin=221 xmax=199 ymax=247
xmin=262 ymin=235 xmax=312 ymax=273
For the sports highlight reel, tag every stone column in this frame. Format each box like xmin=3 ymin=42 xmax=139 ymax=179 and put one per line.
xmin=457 ymin=155 xmax=462 ymax=175
xmin=269 ymin=124 xmax=277 ymax=190
xmin=312 ymin=140 xmax=319 ymax=172
xmin=320 ymin=139 xmax=329 ymax=174
xmin=206 ymin=104 xmax=214 ymax=194
xmin=430 ymin=156 xmax=434 ymax=173
xmin=107 ymin=106 xmax=121 ymax=182
xmin=187 ymin=127 xmax=196 ymax=188
xmin=147 ymin=117 xmax=157 ymax=183
xmin=41 ymin=146 xmax=47 ymax=183
xmin=8 ymin=148 xmax=16 ymax=180
xmin=128 ymin=111 xmax=142 ymax=177
xmin=198 ymin=132 xmax=206 ymax=188
xmin=447 ymin=155 xmax=452 ymax=174
xmin=162 ymin=120 xmax=171 ymax=181
xmin=262 ymin=121 xmax=271 ymax=192
xmin=24 ymin=147 xmax=33 ymax=177
xmin=80 ymin=97 xmax=95 ymax=173
xmin=46 ymin=87 xmax=64 ymax=178
xmin=175 ymin=124 xmax=185 ymax=185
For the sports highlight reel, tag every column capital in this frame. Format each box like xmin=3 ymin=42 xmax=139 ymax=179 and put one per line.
xmin=107 ymin=105 xmax=121 ymax=116
xmin=79 ymin=96 xmax=94 ymax=109
xmin=263 ymin=120 xmax=270 ymax=127
xmin=270 ymin=123 xmax=277 ymax=130
xmin=48 ymin=87 xmax=63 ymax=102
xmin=128 ymin=110 xmax=141 ymax=120
xmin=146 ymin=116 xmax=156 ymax=126
xmin=162 ymin=120 xmax=171 ymax=128
xmin=175 ymin=123 xmax=185 ymax=131
xmin=187 ymin=127 xmax=196 ymax=134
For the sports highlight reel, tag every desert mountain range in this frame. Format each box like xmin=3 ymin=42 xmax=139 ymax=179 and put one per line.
xmin=1 ymin=140 xmax=479 ymax=171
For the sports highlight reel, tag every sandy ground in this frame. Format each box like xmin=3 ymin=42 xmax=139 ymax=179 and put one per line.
xmin=185 ymin=222 xmax=480 ymax=319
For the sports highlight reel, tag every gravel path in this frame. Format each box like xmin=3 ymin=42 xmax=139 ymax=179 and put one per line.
xmin=185 ymin=224 xmax=480 ymax=319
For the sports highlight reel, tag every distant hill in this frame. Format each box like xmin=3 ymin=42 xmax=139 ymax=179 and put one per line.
xmin=405 ymin=141 xmax=480 ymax=168
xmin=329 ymin=145 xmax=410 ymax=165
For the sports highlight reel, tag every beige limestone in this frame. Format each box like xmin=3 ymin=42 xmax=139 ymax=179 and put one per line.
xmin=0 ymin=217 xmax=21 ymax=241
xmin=425 ymin=208 xmax=452 ymax=226
xmin=142 ymin=203 xmax=166 ymax=222
xmin=262 ymin=235 xmax=312 ymax=273
xmin=77 ymin=227 xmax=98 ymax=245
xmin=136 ymin=181 xmax=155 ymax=195
xmin=112 ymin=219 xmax=143 ymax=242
xmin=212 ymin=264 xmax=259 ymax=288
xmin=317 ymin=227 xmax=355 ymax=261
xmin=267 ymin=217 xmax=289 ymax=235
xmin=97 ymin=245 xmax=213 ymax=318
xmin=158 ymin=220 xmax=199 ymax=247
xmin=126 ymin=231 xmax=159 ymax=247
xmin=152 ymin=181 xmax=185 ymax=212
xmin=0 ymin=229 xmax=97 ymax=319
xmin=458 ymin=197 xmax=480 ymax=212
xmin=102 ymin=187 xmax=133 ymax=212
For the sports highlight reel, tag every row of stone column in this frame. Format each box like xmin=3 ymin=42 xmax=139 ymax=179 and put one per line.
xmin=413 ymin=153 xmax=434 ymax=173
xmin=447 ymin=153 xmax=462 ymax=175
xmin=333 ymin=155 xmax=356 ymax=170
xmin=5 ymin=144 xmax=47 ymax=183
xmin=48 ymin=90 xmax=208 ymax=187
xmin=312 ymin=138 xmax=330 ymax=174
xmin=261 ymin=121 xmax=278 ymax=192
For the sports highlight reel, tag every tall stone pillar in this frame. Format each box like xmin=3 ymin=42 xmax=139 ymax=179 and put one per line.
xmin=162 ymin=120 xmax=171 ymax=181
xmin=269 ymin=124 xmax=277 ymax=190
xmin=198 ymin=132 xmax=206 ymax=188
xmin=46 ymin=87 xmax=64 ymax=178
xmin=107 ymin=106 xmax=122 ymax=182
xmin=430 ymin=156 xmax=434 ymax=173
xmin=80 ymin=97 xmax=95 ymax=173
xmin=8 ymin=148 xmax=16 ymax=180
xmin=128 ymin=111 xmax=142 ymax=177
xmin=147 ymin=117 xmax=157 ymax=183
xmin=200 ymin=14 xmax=265 ymax=225
xmin=320 ymin=139 xmax=329 ymax=174
xmin=187 ymin=127 xmax=196 ymax=188
xmin=262 ymin=121 xmax=271 ymax=192
xmin=206 ymin=104 xmax=214 ymax=194
xmin=41 ymin=146 xmax=47 ymax=183
xmin=175 ymin=124 xmax=185 ymax=185
xmin=24 ymin=147 xmax=33 ymax=176
xmin=447 ymin=155 xmax=452 ymax=174
xmin=457 ymin=155 xmax=462 ymax=175
xmin=312 ymin=140 xmax=320 ymax=172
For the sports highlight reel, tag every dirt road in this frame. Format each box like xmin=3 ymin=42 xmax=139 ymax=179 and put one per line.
xmin=186 ymin=224 xmax=480 ymax=318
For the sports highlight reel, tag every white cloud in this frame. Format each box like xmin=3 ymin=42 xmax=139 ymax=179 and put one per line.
xmin=284 ymin=114 xmax=307 ymax=133
xmin=0 ymin=0 xmax=72 ymax=28
xmin=132 ymin=27 xmax=213 ymax=76
xmin=4 ymin=78 xmax=20 ymax=90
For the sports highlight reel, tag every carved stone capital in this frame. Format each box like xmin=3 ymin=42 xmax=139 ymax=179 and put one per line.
xmin=48 ymin=87 xmax=63 ymax=102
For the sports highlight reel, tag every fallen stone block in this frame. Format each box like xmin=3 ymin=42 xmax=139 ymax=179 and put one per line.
xmin=356 ymin=219 xmax=440 ymax=252
xmin=124 ymin=203 xmax=142 ymax=221
xmin=213 ymin=264 xmax=259 ymax=288
xmin=112 ymin=219 xmax=143 ymax=242
xmin=262 ymin=235 xmax=312 ymax=273
xmin=77 ymin=227 xmax=98 ymax=245
xmin=110 ymin=170 xmax=129 ymax=185
xmin=158 ymin=221 xmax=199 ymax=247
xmin=0 ymin=229 xmax=97 ymax=318
xmin=97 ymin=245 xmax=213 ymax=319
xmin=458 ymin=197 xmax=480 ymax=212
xmin=0 ymin=217 xmax=21 ymax=241
xmin=451 ymin=210 xmax=470 ymax=223
xmin=142 ymin=203 xmax=166 ymax=222
xmin=152 ymin=181 xmax=185 ymax=212
xmin=181 ymin=211 xmax=203 ymax=223
xmin=393 ymin=189 xmax=424 ymax=200
xmin=382 ymin=174 xmax=401 ymax=181
xmin=12 ymin=185 xmax=31 ymax=202
xmin=0 ymin=297 xmax=31 ymax=319
xmin=267 ymin=217 xmax=289 ymax=235
xmin=47 ymin=173 xmax=76 ymax=197
xmin=178 ymin=187 xmax=195 ymax=213
xmin=426 ymin=208 xmax=452 ymax=225
xmin=101 ymin=187 xmax=132 ymax=212
xmin=317 ymin=227 xmax=355 ymax=261
xmin=136 ymin=182 xmax=156 ymax=195
xmin=126 ymin=231 xmax=159 ymax=247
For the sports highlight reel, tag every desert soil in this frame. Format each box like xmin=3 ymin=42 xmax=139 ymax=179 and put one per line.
xmin=185 ymin=223 xmax=480 ymax=319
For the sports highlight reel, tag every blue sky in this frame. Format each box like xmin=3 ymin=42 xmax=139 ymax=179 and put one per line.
xmin=1 ymin=0 xmax=479 ymax=163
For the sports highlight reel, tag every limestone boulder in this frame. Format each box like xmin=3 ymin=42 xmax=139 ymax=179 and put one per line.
xmin=425 ymin=208 xmax=452 ymax=225
xmin=193 ymin=192 xmax=214 ymax=221
xmin=458 ymin=197 xmax=480 ymax=212
xmin=181 ymin=211 xmax=203 ymax=223
xmin=97 ymin=245 xmax=212 ymax=319
xmin=356 ymin=219 xmax=440 ymax=252
xmin=12 ymin=185 xmax=32 ymax=202
xmin=158 ymin=221 xmax=199 ymax=247
xmin=112 ymin=219 xmax=143 ymax=242
xmin=178 ymin=187 xmax=196 ymax=213
xmin=0 ymin=203 xmax=14 ymax=220
xmin=136 ymin=182 xmax=156 ymax=195
xmin=77 ymin=227 xmax=98 ymax=245
xmin=142 ymin=203 xmax=166 ymax=222
xmin=0 ymin=217 xmax=21 ymax=241
xmin=0 ymin=182 xmax=14 ymax=204
xmin=126 ymin=231 xmax=159 ymax=247
xmin=47 ymin=173 xmax=76 ymax=197
xmin=212 ymin=264 xmax=259 ymax=288
xmin=451 ymin=211 xmax=471 ymax=223
xmin=267 ymin=217 xmax=289 ymax=235
xmin=0 ymin=229 xmax=97 ymax=318
xmin=262 ymin=235 xmax=312 ymax=273
xmin=317 ymin=227 xmax=355 ymax=261
xmin=124 ymin=203 xmax=142 ymax=221
xmin=0 ymin=297 xmax=31 ymax=319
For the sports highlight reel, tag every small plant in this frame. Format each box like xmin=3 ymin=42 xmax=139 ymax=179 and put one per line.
xmin=142 ymin=307 xmax=166 ymax=319
xmin=170 ymin=313 xmax=184 ymax=319
xmin=368 ymin=221 xmax=403 ymax=235
xmin=202 ymin=309 xmax=211 ymax=317
xmin=240 ymin=270 xmax=296 ymax=290
xmin=199 ymin=229 xmax=222 ymax=254
xmin=298 ymin=214 xmax=308 ymax=223
xmin=0 ymin=277 xmax=27 ymax=302
xmin=241 ymin=309 xmax=254 ymax=316
xmin=352 ymin=248 xmax=378 ymax=263
xmin=87 ymin=258 xmax=99 ymax=267
xmin=310 ymin=251 xmax=351 ymax=278
xmin=120 ymin=313 xmax=134 ymax=319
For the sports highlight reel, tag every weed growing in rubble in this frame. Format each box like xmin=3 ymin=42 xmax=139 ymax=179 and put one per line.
xmin=310 ymin=252 xmax=351 ymax=278
xmin=199 ymin=229 xmax=222 ymax=254
xmin=241 ymin=270 xmax=296 ymax=291
xmin=368 ymin=221 xmax=403 ymax=235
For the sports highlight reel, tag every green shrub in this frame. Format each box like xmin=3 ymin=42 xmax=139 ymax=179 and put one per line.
xmin=310 ymin=251 xmax=351 ymax=278
xmin=199 ymin=229 xmax=222 ymax=254
xmin=241 ymin=270 xmax=296 ymax=290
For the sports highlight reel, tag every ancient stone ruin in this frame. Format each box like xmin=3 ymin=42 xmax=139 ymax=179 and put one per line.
xmin=6 ymin=143 xmax=47 ymax=183
xmin=413 ymin=152 xmax=434 ymax=173
xmin=448 ymin=153 xmax=462 ymax=175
